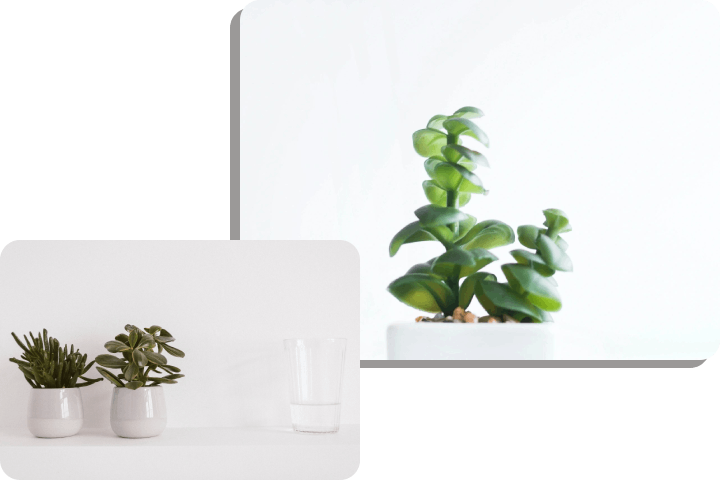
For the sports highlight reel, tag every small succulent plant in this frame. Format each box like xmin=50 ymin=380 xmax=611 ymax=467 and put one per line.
xmin=8 ymin=329 xmax=103 ymax=388
xmin=387 ymin=106 xmax=515 ymax=316
xmin=474 ymin=209 xmax=573 ymax=323
xmin=95 ymin=324 xmax=185 ymax=390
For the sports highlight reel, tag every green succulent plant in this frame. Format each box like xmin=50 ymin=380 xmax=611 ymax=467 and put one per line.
xmin=95 ymin=324 xmax=185 ymax=390
xmin=9 ymin=329 xmax=103 ymax=388
xmin=387 ymin=106 xmax=515 ymax=316
xmin=474 ymin=209 xmax=573 ymax=323
xmin=387 ymin=107 xmax=576 ymax=323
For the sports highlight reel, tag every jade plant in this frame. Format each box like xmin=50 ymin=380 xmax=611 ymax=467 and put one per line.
xmin=95 ymin=324 xmax=185 ymax=390
xmin=387 ymin=106 xmax=515 ymax=317
xmin=474 ymin=209 xmax=574 ymax=323
xmin=387 ymin=107 xmax=575 ymax=323
xmin=8 ymin=329 xmax=103 ymax=388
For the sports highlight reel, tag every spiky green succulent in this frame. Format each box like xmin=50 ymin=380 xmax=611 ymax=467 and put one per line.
xmin=95 ymin=324 xmax=185 ymax=390
xmin=9 ymin=329 xmax=103 ymax=388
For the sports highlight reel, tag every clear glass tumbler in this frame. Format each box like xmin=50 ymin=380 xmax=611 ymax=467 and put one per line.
xmin=284 ymin=338 xmax=347 ymax=433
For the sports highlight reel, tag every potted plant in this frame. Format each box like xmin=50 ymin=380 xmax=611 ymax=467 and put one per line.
xmin=95 ymin=324 xmax=185 ymax=438
xmin=9 ymin=329 xmax=103 ymax=438
xmin=386 ymin=107 xmax=573 ymax=359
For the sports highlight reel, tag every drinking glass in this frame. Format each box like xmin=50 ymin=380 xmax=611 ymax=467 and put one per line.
xmin=284 ymin=338 xmax=347 ymax=433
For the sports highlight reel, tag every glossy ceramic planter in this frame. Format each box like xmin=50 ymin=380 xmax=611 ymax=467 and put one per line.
xmin=387 ymin=322 xmax=555 ymax=360
xmin=27 ymin=387 xmax=84 ymax=438
xmin=110 ymin=386 xmax=167 ymax=438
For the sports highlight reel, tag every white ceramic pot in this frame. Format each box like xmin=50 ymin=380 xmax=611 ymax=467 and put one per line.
xmin=27 ymin=387 xmax=84 ymax=438
xmin=387 ymin=322 xmax=555 ymax=360
xmin=110 ymin=386 xmax=167 ymax=438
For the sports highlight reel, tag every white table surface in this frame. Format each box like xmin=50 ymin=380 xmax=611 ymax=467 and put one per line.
xmin=0 ymin=425 xmax=360 ymax=480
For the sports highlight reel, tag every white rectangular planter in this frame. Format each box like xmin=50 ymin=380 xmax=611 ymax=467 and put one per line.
xmin=387 ymin=323 xmax=555 ymax=360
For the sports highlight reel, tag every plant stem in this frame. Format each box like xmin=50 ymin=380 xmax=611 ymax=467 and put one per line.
xmin=546 ymin=224 xmax=559 ymax=240
xmin=444 ymin=133 xmax=462 ymax=311
xmin=449 ymin=265 xmax=462 ymax=309
xmin=445 ymin=133 xmax=460 ymax=236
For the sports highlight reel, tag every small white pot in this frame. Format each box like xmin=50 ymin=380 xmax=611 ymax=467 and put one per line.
xmin=27 ymin=387 xmax=84 ymax=438
xmin=388 ymin=322 xmax=555 ymax=360
xmin=110 ymin=386 xmax=167 ymax=438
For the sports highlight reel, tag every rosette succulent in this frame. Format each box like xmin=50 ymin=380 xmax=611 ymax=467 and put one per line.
xmin=387 ymin=106 xmax=515 ymax=316
xmin=9 ymin=329 xmax=103 ymax=388
xmin=95 ymin=324 xmax=185 ymax=390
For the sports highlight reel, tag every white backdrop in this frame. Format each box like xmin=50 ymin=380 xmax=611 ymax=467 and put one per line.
xmin=0 ymin=241 xmax=360 ymax=428
xmin=239 ymin=0 xmax=720 ymax=360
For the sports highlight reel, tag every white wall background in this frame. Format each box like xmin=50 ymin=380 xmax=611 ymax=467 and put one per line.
xmin=239 ymin=0 xmax=720 ymax=360
xmin=0 ymin=241 xmax=360 ymax=428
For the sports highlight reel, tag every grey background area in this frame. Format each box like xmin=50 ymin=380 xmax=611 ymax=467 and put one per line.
xmin=361 ymin=360 xmax=720 ymax=480
xmin=230 ymin=10 xmax=241 ymax=241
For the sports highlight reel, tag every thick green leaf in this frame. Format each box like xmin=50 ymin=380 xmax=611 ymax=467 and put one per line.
xmin=74 ymin=378 xmax=104 ymax=387
xmin=95 ymin=354 xmax=128 ymax=369
xmin=154 ymin=336 xmax=175 ymax=344
xmin=158 ymin=364 xmax=181 ymax=374
xmin=125 ymin=381 xmax=144 ymax=390
xmin=162 ymin=344 xmax=185 ymax=358
xmin=124 ymin=362 xmax=139 ymax=381
xmin=456 ymin=216 xmax=477 ymax=240
xmin=502 ymin=264 xmax=562 ymax=312
xmin=136 ymin=334 xmax=155 ymax=349
xmin=415 ymin=205 xmax=469 ymax=228
xmin=475 ymin=281 xmax=543 ymax=322
xmin=128 ymin=329 xmax=139 ymax=348
xmin=517 ymin=225 xmax=543 ymax=249
xmin=389 ymin=221 xmax=437 ymax=257
xmin=441 ymin=144 xmax=489 ymax=169
xmin=11 ymin=332 xmax=30 ymax=354
xmin=147 ymin=377 xmax=178 ymax=384
xmin=424 ymin=156 xmax=443 ymax=178
xmin=426 ymin=159 xmax=485 ymax=194
xmin=426 ymin=115 xmax=448 ymax=130
xmin=537 ymin=234 xmax=573 ymax=272
xmin=442 ymin=118 xmax=489 ymax=147
xmin=115 ymin=333 xmax=129 ymax=344
xmin=406 ymin=261 xmax=437 ymax=276
xmin=510 ymin=249 xmax=555 ymax=277
xmin=555 ymin=235 xmax=569 ymax=251
xmin=432 ymin=248 xmax=497 ymax=278
xmin=412 ymin=128 xmax=447 ymax=157
xmin=96 ymin=367 xmax=124 ymax=387
xmin=458 ymin=272 xmax=497 ymax=309
xmin=144 ymin=351 xmax=168 ymax=365
xmin=542 ymin=208 xmax=571 ymax=234
xmin=456 ymin=220 xmax=515 ymax=250
xmin=104 ymin=341 xmax=130 ymax=353
xmin=163 ymin=374 xmax=185 ymax=380
xmin=538 ymin=309 xmax=554 ymax=323
xmin=160 ymin=329 xmax=172 ymax=337
xmin=451 ymin=106 xmax=484 ymax=119
xmin=124 ymin=324 xmax=139 ymax=333
xmin=422 ymin=180 xmax=471 ymax=207
xmin=144 ymin=326 xmax=162 ymax=335
xmin=387 ymin=273 xmax=456 ymax=314
xmin=132 ymin=349 xmax=148 ymax=367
